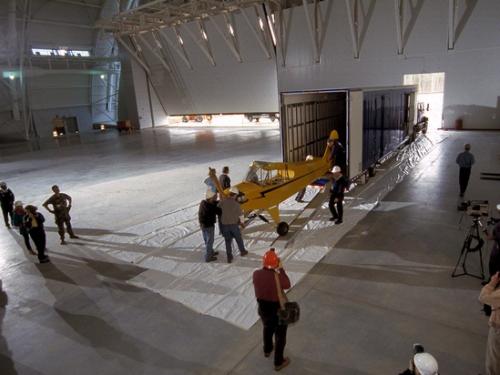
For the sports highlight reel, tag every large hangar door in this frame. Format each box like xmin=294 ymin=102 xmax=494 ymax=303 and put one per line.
xmin=280 ymin=91 xmax=347 ymax=163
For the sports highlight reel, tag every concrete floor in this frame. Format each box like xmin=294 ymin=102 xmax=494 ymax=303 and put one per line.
xmin=0 ymin=128 xmax=499 ymax=374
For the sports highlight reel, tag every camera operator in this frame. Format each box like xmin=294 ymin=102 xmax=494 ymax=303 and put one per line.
xmin=479 ymin=271 xmax=500 ymax=374
xmin=483 ymin=204 xmax=500 ymax=277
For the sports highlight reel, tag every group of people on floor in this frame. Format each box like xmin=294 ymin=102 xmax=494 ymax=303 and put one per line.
xmin=199 ymin=166 xmax=247 ymax=263
xmin=198 ymin=144 xmax=349 ymax=264
xmin=0 ymin=182 xmax=78 ymax=264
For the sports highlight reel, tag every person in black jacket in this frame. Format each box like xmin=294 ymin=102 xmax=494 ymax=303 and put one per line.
xmin=328 ymin=166 xmax=348 ymax=224
xmin=0 ymin=182 xmax=15 ymax=228
xmin=219 ymin=166 xmax=231 ymax=191
xmin=198 ymin=190 xmax=221 ymax=262
xmin=24 ymin=205 xmax=50 ymax=263
xmin=12 ymin=201 xmax=34 ymax=254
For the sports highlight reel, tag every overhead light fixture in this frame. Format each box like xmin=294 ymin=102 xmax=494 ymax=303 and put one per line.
xmin=100 ymin=74 xmax=106 ymax=79
xmin=271 ymin=14 xmax=275 ymax=23
xmin=178 ymin=36 xmax=184 ymax=45
xmin=228 ymin=24 xmax=234 ymax=36
xmin=9 ymin=74 xmax=15 ymax=80
xmin=202 ymin=30 xmax=208 ymax=40
xmin=258 ymin=17 xmax=264 ymax=31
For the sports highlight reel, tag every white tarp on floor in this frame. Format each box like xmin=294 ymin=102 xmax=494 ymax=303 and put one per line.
xmin=85 ymin=135 xmax=438 ymax=330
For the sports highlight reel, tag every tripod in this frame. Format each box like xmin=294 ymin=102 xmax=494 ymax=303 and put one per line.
xmin=452 ymin=216 xmax=486 ymax=280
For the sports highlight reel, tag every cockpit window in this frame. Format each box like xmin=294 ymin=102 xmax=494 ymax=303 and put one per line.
xmin=245 ymin=165 xmax=291 ymax=185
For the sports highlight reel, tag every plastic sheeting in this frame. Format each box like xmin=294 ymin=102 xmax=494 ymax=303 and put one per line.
xmin=86 ymin=134 xmax=441 ymax=329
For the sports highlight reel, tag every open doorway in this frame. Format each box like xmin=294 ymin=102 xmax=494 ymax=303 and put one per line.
xmin=404 ymin=72 xmax=445 ymax=132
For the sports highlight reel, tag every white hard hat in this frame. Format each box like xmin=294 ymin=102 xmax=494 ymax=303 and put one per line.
xmin=229 ymin=186 xmax=239 ymax=195
xmin=206 ymin=190 xmax=216 ymax=200
xmin=331 ymin=166 xmax=341 ymax=173
xmin=414 ymin=353 xmax=438 ymax=375
xmin=306 ymin=155 xmax=314 ymax=161
xmin=14 ymin=201 xmax=23 ymax=207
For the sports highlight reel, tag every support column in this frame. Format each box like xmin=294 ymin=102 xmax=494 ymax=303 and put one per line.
xmin=8 ymin=0 xmax=21 ymax=121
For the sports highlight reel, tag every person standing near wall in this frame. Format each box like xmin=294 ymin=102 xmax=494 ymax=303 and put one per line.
xmin=253 ymin=249 xmax=292 ymax=371
xmin=329 ymin=138 xmax=346 ymax=173
xmin=0 ymin=182 xmax=15 ymax=228
xmin=43 ymin=185 xmax=79 ymax=245
xmin=456 ymin=144 xmax=475 ymax=197
xmin=479 ymin=271 xmax=500 ymax=375
xmin=328 ymin=166 xmax=348 ymax=224
xmin=24 ymin=205 xmax=50 ymax=264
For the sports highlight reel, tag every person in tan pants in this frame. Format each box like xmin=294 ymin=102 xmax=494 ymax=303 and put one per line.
xmin=43 ymin=185 xmax=79 ymax=244
xmin=479 ymin=271 xmax=500 ymax=374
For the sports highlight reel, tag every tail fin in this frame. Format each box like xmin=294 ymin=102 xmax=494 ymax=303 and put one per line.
xmin=322 ymin=130 xmax=339 ymax=161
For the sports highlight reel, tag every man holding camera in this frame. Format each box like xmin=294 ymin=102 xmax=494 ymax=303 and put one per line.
xmin=456 ymin=143 xmax=475 ymax=197
xmin=479 ymin=270 xmax=500 ymax=374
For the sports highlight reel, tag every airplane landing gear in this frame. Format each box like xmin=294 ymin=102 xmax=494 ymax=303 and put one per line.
xmin=277 ymin=222 xmax=289 ymax=236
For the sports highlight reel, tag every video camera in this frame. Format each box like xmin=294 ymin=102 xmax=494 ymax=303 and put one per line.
xmin=457 ymin=200 xmax=489 ymax=218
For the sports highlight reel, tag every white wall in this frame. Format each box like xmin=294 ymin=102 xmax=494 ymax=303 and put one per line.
xmin=130 ymin=11 xmax=280 ymax=115
xmin=278 ymin=0 xmax=500 ymax=129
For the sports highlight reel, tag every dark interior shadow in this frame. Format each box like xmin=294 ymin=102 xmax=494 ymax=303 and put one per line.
xmin=358 ymin=0 xmax=377 ymax=52
xmin=35 ymin=263 xmax=217 ymax=372
xmin=0 ymin=281 xmax=17 ymax=375
xmin=454 ymin=0 xmax=479 ymax=42
xmin=44 ymin=226 xmax=135 ymax=237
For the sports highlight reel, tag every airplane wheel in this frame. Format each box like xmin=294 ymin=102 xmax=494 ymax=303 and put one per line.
xmin=277 ymin=222 xmax=289 ymax=236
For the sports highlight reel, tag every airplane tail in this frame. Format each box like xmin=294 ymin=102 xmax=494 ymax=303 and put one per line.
xmin=322 ymin=129 xmax=339 ymax=161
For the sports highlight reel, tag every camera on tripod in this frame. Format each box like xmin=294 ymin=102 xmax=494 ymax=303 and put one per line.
xmin=458 ymin=200 xmax=489 ymax=218
xmin=453 ymin=200 xmax=489 ymax=280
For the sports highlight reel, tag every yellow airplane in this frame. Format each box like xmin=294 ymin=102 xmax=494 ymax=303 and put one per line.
xmin=210 ymin=130 xmax=339 ymax=236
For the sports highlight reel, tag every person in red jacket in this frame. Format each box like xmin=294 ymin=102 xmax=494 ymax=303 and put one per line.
xmin=253 ymin=248 xmax=291 ymax=371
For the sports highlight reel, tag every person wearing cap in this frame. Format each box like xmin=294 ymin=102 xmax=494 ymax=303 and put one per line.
xmin=198 ymin=190 xmax=221 ymax=262
xmin=204 ymin=168 xmax=218 ymax=193
xmin=456 ymin=143 xmax=475 ymax=197
xmin=253 ymin=249 xmax=291 ymax=371
xmin=218 ymin=186 xmax=248 ymax=263
xmin=0 ymin=182 xmax=15 ymax=228
xmin=328 ymin=166 xmax=348 ymax=224
xmin=399 ymin=344 xmax=439 ymax=375
xmin=12 ymin=201 xmax=34 ymax=254
xmin=43 ymin=185 xmax=79 ymax=245
xmin=484 ymin=204 xmax=500 ymax=278
xmin=219 ymin=166 xmax=231 ymax=191
xmin=479 ymin=270 xmax=500 ymax=374
xmin=23 ymin=205 xmax=50 ymax=263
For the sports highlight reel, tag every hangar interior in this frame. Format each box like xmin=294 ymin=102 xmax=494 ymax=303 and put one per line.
xmin=1 ymin=1 xmax=500 ymax=374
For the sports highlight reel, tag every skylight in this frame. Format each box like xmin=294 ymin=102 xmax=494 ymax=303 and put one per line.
xmin=32 ymin=48 xmax=91 ymax=57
